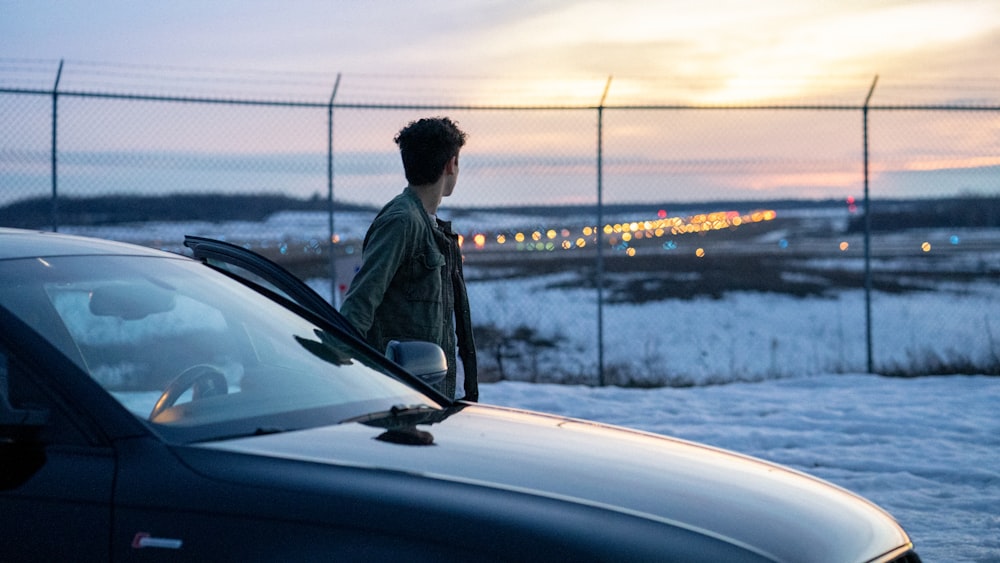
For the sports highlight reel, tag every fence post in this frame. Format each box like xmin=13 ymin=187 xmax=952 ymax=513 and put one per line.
xmin=50 ymin=59 xmax=64 ymax=232
xmin=862 ymin=74 xmax=879 ymax=373
xmin=596 ymin=76 xmax=612 ymax=386
xmin=327 ymin=73 xmax=342 ymax=308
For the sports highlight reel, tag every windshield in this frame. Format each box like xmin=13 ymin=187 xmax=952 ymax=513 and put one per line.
xmin=0 ymin=254 xmax=436 ymax=442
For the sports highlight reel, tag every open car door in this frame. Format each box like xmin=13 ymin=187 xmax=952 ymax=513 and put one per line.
xmin=183 ymin=236 xmax=359 ymax=337
xmin=184 ymin=236 xmax=448 ymax=387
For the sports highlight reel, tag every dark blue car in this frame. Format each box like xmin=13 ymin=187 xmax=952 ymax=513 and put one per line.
xmin=0 ymin=228 xmax=920 ymax=562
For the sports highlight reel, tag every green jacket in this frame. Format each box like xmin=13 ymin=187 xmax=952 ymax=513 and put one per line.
xmin=340 ymin=188 xmax=478 ymax=401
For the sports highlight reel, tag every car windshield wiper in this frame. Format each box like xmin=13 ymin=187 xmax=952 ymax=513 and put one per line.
xmin=252 ymin=426 xmax=287 ymax=436
xmin=194 ymin=426 xmax=290 ymax=443
xmin=343 ymin=403 xmax=437 ymax=424
xmin=390 ymin=403 xmax=437 ymax=416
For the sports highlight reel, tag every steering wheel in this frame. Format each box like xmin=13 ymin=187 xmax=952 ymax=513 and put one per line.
xmin=149 ymin=364 xmax=229 ymax=420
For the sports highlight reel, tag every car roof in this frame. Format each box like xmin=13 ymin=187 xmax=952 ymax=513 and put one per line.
xmin=0 ymin=228 xmax=176 ymax=260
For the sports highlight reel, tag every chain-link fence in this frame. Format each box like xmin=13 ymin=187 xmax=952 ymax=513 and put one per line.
xmin=2 ymin=62 xmax=998 ymax=384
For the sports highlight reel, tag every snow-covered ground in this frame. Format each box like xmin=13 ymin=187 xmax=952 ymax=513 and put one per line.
xmin=467 ymin=276 xmax=999 ymax=384
xmin=482 ymin=374 xmax=1000 ymax=562
xmin=60 ymin=211 xmax=999 ymax=561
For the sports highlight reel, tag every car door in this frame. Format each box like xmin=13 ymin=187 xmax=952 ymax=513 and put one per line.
xmin=0 ymin=328 xmax=115 ymax=561
xmin=183 ymin=236 xmax=359 ymax=338
xmin=184 ymin=236 xmax=451 ymax=394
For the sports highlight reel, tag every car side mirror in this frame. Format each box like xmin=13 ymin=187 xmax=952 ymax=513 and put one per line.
xmin=385 ymin=341 xmax=447 ymax=386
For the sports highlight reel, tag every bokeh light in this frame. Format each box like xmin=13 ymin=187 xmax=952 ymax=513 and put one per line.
xmin=457 ymin=207 xmax=778 ymax=254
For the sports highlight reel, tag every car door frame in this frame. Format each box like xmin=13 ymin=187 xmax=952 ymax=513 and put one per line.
xmin=0 ymin=307 xmax=134 ymax=560
xmin=184 ymin=236 xmax=359 ymax=337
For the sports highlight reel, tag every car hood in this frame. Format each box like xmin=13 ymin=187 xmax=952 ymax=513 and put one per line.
xmin=197 ymin=403 xmax=909 ymax=562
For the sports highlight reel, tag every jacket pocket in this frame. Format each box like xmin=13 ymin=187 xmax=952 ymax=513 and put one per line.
xmin=406 ymin=250 xmax=445 ymax=303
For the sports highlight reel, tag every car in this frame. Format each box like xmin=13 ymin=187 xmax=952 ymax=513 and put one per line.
xmin=0 ymin=227 xmax=920 ymax=562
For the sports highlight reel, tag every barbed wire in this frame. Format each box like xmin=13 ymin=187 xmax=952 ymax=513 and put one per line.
xmin=2 ymin=58 xmax=999 ymax=108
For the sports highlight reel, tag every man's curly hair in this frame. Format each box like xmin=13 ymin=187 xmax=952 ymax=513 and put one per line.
xmin=394 ymin=117 xmax=467 ymax=185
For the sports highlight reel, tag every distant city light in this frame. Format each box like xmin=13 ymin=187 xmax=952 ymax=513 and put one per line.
xmin=458 ymin=207 xmax=777 ymax=254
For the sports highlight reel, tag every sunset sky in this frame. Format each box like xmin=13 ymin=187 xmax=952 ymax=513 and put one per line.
xmin=3 ymin=0 xmax=999 ymax=105
xmin=2 ymin=1 xmax=998 ymax=205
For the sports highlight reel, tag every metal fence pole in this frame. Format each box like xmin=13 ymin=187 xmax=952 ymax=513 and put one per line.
xmin=596 ymin=76 xmax=612 ymax=386
xmin=327 ymin=73 xmax=342 ymax=308
xmin=863 ymin=75 xmax=879 ymax=374
xmin=50 ymin=59 xmax=64 ymax=232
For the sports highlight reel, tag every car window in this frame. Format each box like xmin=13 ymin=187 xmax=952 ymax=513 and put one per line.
xmin=0 ymin=255 xmax=436 ymax=443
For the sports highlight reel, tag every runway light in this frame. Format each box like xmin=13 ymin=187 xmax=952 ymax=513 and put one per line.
xmin=839 ymin=242 xmax=849 ymax=251
xmin=921 ymin=242 xmax=931 ymax=252
xmin=695 ymin=248 xmax=705 ymax=258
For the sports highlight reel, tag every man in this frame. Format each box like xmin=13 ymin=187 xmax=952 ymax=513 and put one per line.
xmin=340 ymin=117 xmax=478 ymax=401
